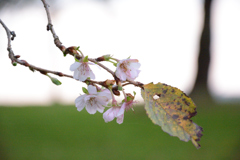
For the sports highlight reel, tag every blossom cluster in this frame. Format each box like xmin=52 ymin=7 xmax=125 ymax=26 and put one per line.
xmin=70 ymin=56 xmax=141 ymax=124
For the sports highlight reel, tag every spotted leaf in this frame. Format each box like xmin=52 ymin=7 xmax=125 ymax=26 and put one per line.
xmin=141 ymin=82 xmax=203 ymax=149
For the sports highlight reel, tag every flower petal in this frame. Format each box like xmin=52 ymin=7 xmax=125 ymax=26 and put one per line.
xmin=115 ymin=67 xmax=121 ymax=76
xmin=113 ymin=107 xmax=120 ymax=117
xmin=75 ymin=95 xmax=86 ymax=112
xmin=96 ymin=97 xmax=108 ymax=106
xmin=73 ymin=70 xmax=80 ymax=80
xmin=78 ymin=74 xmax=88 ymax=81
xmin=89 ymin=70 xmax=95 ymax=80
xmin=97 ymin=89 xmax=112 ymax=101
xmin=129 ymin=69 xmax=139 ymax=80
xmin=116 ymin=114 xmax=124 ymax=124
xmin=84 ymin=95 xmax=96 ymax=102
xmin=88 ymin=85 xmax=98 ymax=95
xmin=103 ymin=108 xmax=115 ymax=122
xmin=129 ymin=62 xmax=141 ymax=70
xmin=128 ymin=59 xmax=139 ymax=63
xmin=116 ymin=69 xmax=127 ymax=81
xmin=85 ymin=104 xmax=97 ymax=114
xmin=70 ymin=62 xmax=81 ymax=71
xmin=75 ymin=95 xmax=85 ymax=104
xmin=117 ymin=102 xmax=126 ymax=117
xmin=87 ymin=62 xmax=95 ymax=65
xmin=96 ymin=103 xmax=105 ymax=113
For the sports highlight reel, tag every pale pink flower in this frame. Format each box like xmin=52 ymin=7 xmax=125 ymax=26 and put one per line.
xmin=70 ymin=61 xmax=95 ymax=81
xmin=121 ymin=100 xmax=135 ymax=112
xmin=115 ymin=59 xmax=141 ymax=81
xmin=75 ymin=85 xmax=111 ymax=114
xmin=103 ymin=101 xmax=134 ymax=124
xmin=103 ymin=106 xmax=122 ymax=124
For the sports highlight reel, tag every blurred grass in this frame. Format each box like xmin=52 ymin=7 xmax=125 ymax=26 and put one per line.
xmin=0 ymin=101 xmax=240 ymax=160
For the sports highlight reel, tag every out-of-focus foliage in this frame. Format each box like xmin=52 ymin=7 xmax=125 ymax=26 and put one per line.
xmin=0 ymin=103 xmax=239 ymax=160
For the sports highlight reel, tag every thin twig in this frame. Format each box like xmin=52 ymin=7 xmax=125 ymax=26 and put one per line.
xmin=89 ymin=58 xmax=115 ymax=76
xmin=114 ymin=81 xmax=144 ymax=90
xmin=0 ymin=19 xmax=16 ymax=64
xmin=0 ymin=18 xmax=73 ymax=79
xmin=40 ymin=0 xmax=116 ymax=77
xmin=41 ymin=0 xmax=66 ymax=52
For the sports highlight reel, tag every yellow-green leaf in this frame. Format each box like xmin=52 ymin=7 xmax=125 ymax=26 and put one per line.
xmin=141 ymin=82 xmax=203 ymax=149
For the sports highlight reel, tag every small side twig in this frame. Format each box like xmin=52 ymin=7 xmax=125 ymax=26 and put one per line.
xmin=0 ymin=18 xmax=73 ymax=79
xmin=89 ymin=58 xmax=115 ymax=76
xmin=0 ymin=19 xmax=16 ymax=65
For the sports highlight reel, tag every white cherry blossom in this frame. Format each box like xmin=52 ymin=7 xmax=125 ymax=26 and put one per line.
xmin=75 ymin=85 xmax=111 ymax=114
xmin=103 ymin=102 xmax=127 ymax=124
xmin=70 ymin=61 xmax=95 ymax=81
xmin=115 ymin=59 xmax=141 ymax=81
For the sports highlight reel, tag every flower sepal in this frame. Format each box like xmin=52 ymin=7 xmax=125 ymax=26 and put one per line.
xmin=83 ymin=56 xmax=89 ymax=62
xmin=82 ymin=87 xmax=89 ymax=94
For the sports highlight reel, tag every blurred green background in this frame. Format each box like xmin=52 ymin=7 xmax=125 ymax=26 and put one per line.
xmin=1 ymin=98 xmax=240 ymax=160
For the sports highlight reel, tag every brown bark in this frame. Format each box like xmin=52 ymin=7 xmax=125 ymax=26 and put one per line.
xmin=190 ymin=0 xmax=212 ymax=100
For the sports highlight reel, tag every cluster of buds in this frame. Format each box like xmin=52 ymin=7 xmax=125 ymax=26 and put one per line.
xmin=69 ymin=47 xmax=141 ymax=124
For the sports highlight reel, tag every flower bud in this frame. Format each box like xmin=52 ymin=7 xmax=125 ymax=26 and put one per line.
xmin=12 ymin=62 xmax=17 ymax=66
xmin=65 ymin=46 xmax=79 ymax=56
xmin=96 ymin=56 xmax=104 ymax=62
xmin=40 ymin=71 xmax=47 ymax=75
xmin=47 ymin=24 xmax=52 ymax=31
xmin=14 ymin=55 xmax=20 ymax=59
xmin=57 ymin=72 xmax=64 ymax=77
xmin=105 ymin=79 xmax=116 ymax=86
xmin=10 ymin=31 xmax=16 ymax=41
xmin=112 ymin=88 xmax=120 ymax=96
xmin=126 ymin=93 xmax=134 ymax=102
xmin=103 ymin=54 xmax=111 ymax=61
xmin=96 ymin=54 xmax=111 ymax=62
xmin=49 ymin=76 xmax=62 ymax=86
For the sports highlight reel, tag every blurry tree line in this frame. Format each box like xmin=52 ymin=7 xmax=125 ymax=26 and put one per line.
xmin=1 ymin=0 xmax=212 ymax=98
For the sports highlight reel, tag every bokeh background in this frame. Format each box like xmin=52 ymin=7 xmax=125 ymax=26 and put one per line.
xmin=0 ymin=0 xmax=240 ymax=159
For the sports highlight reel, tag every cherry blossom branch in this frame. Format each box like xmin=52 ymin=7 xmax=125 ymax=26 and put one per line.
xmin=40 ymin=0 xmax=138 ymax=88
xmin=1 ymin=17 xmax=142 ymax=92
xmin=2 ymin=0 xmax=144 ymax=93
